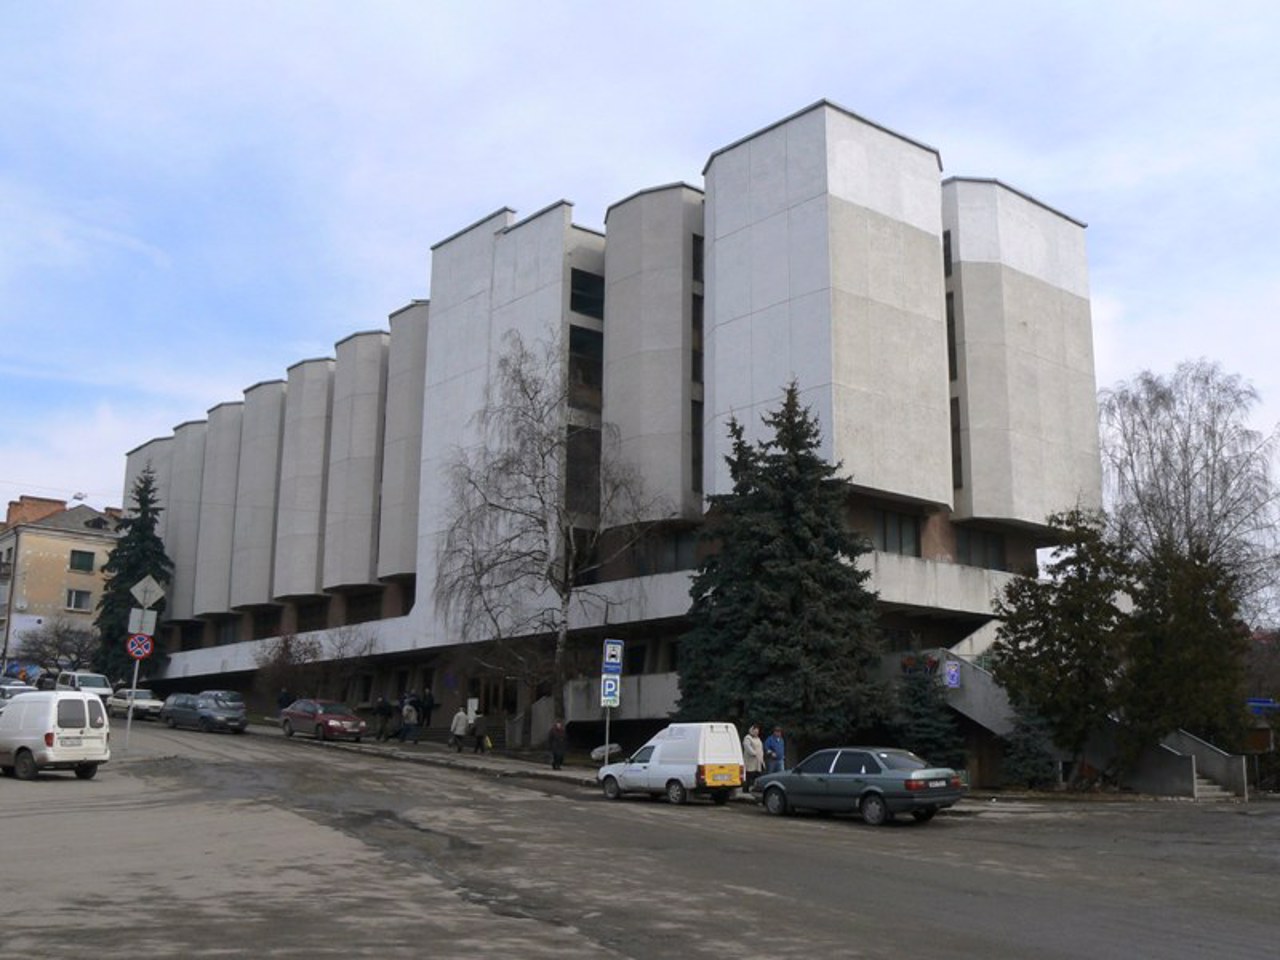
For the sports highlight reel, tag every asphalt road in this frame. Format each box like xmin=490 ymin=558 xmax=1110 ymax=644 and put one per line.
xmin=2 ymin=724 xmax=1277 ymax=959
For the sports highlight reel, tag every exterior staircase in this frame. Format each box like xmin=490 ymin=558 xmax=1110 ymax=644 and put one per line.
xmin=1194 ymin=773 xmax=1235 ymax=801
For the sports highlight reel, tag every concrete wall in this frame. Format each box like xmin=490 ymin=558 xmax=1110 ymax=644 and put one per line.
xmin=323 ymin=330 xmax=389 ymax=591
xmin=378 ymin=301 xmax=428 ymax=582
xmin=273 ymin=358 xmax=334 ymax=599
xmin=704 ymin=102 xmax=951 ymax=506
xmin=230 ymin=380 xmax=286 ymax=609
xmin=945 ymin=178 xmax=1102 ymax=525
xmin=165 ymin=421 xmax=207 ymax=621
xmin=604 ymin=184 xmax=705 ymax=520
xmin=123 ymin=436 xmax=174 ymax=542
xmin=193 ymin=402 xmax=243 ymax=617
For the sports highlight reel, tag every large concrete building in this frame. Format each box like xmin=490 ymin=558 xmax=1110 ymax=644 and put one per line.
xmin=123 ymin=102 xmax=1101 ymax=760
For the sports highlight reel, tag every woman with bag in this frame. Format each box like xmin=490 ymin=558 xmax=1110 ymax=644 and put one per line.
xmin=742 ymin=724 xmax=765 ymax=790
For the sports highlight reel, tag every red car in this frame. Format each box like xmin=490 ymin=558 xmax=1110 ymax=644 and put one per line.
xmin=280 ymin=699 xmax=367 ymax=742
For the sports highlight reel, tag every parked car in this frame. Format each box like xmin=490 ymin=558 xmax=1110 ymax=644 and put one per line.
xmin=753 ymin=747 xmax=965 ymax=825
xmin=54 ymin=670 xmax=113 ymax=702
xmin=280 ymin=699 xmax=366 ymax=742
xmin=0 ymin=683 xmax=37 ymax=716
xmin=0 ymin=690 xmax=110 ymax=780
xmin=161 ymin=692 xmax=248 ymax=734
xmin=106 ymin=688 xmax=165 ymax=720
xmin=598 ymin=722 xmax=745 ymax=805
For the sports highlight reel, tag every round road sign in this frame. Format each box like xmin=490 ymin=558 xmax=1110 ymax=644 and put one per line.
xmin=127 ymin=634 xmax=154 ymax=660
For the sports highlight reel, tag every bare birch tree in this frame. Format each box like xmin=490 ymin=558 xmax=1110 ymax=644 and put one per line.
xmin=1100 ymin=359 xmax=1280 ymax=618
xmin=435 ymin=330 xmax=666 ymax=715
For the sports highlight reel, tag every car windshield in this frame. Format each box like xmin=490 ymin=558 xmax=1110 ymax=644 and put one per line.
xmin=78 ymin=675 xmax=111 ymax=689
xmin=317 ymin=702 xmax=353 ymax=715
xmin=208 ymin=692 xmax=243 ymax=705
xmin=131 ymin=690 xmax=156 ymax=699
xmin=877 ymin=751 xmax=928 ymax=771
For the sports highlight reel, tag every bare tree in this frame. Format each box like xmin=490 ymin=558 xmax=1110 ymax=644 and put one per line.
xmin=254 ymin=626 xmax=377 ymax=702
xmin=435 ymin=330 xmax=667 ymax=716
xmin=1100 ymin=359 xmax=1280 ymax=618
xmin=14 ymin=618 xmax=100 ymax=675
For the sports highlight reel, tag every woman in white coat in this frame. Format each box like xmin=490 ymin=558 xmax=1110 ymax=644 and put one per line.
xmin=742 ymin=724 xmax=766 ymax=791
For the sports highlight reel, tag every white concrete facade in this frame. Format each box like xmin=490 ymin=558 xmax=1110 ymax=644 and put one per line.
xmin=125 ymin=101 xmax=1101 ymax=724
xmin=193 ymin=402 xmax=243 ymax=617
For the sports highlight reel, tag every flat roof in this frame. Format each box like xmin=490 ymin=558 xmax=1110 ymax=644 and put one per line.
xmin=943 ymin=176 xmax=1087 ymax=228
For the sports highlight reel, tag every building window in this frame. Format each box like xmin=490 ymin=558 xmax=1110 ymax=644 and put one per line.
xmin=692 ymin=234 xmax=705 ymax=283
xmin=626 ymin=643 xmax=647 ymax=675
xmin=66 ymin=589 xmax=92 ymax=611
xmin=956 ymin=527 xmax=1007 ymax=571
xmin=216 ymin=617 xmax=239 ymax=646
xmin=569 ymin=325 xmax=603 ymax=412
xmin=570 ymin=269 xmax=605 ymax=320
xmin=69 ymin=549 xmax=95 ymax=573
xmin=945 ymin=293 xmax=957 ymax=382
xmin=691 ymin=294 xmax=704 ymax=384
xmin=691 ymin=400 xmax=704 ymax=494
xmin=950 ymin=397 xmax=963 ymax=490
xmin=566 ymin=426 xmax=602 ymax=515
xmin=943 ymin=230 xmax=952 ymax=278
xmin=295 ymin=598 xmax=329 ymax=633
xmin=871 ymin=509 xmax=920 ymax=557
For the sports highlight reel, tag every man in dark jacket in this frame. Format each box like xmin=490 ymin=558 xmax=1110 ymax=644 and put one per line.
xmin=372 ymin=696 xmax=394 ymax=741
xmin=548 ymin=720 xmax=567 ymax=770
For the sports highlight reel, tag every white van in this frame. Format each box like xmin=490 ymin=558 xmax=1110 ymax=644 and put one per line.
xmin=598 ymin=722 xmax=745 ymax=805
xmin=0 ymin=691 xmax=111 ymax=780
xmin=55 ymin=670 xmax=114 ymax=701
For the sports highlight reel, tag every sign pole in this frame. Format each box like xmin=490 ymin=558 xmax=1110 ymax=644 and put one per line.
xmin=604 ymin=705 xmax=611 ymax=767
xmin=125 ymin=655 xmax=141 ymax=753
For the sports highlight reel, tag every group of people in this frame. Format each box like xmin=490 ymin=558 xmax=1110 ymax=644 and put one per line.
xmin=741 ymin=723 xmax=786 ymax=789
xmin=449 ymin=706 xmax=490 ymax=753
xmin=371 ymin=690 xmax=438 ymax=743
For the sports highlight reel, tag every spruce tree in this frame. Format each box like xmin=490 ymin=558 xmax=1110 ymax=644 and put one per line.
xmin=894 ymin=667 xmax=966 ymax=769
xmin=1001 ymin=706 xmax=1058 ymax=789
xmin=94 ymin=467 xmax=173 ymax=682
xmin=680 ymin=383 xmax=885 ymax=743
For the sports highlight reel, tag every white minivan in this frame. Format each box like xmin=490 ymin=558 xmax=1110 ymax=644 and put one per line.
xmin=598 ymin=722 xmax=745 ymax=805
xmin=55 ymin=670 xmax=114 ymax=701
xmin=0 ymin=691 xmax=111 ymax=780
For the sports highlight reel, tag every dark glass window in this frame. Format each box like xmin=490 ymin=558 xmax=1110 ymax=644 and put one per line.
xmin=566 ymin=426 xmax=602 ymax=515
xmin=950 ymin=398 xmax=963 ymax=490
xmin=956 ymin=527 xmax=1007 ymax=571
xmin=570 ymin=269 xmax=605 ymax=320
xmin=691 ymin=400 xmax=704 ymax=494
xmin=631 ymin=745 xmax=655 ymax=763
xmin=796 ymin=750 xmax=837 ymax=775
xmin=57 ymin=699 xmax=87 ymax=729
xmin=871 ymin=509 xmax=920 ymax=557
xmin=692 ymin=234 xmax=705 ymax=283
xmin=943 ymin=230 xmax=952 ymax=277
xmin=946 ymin=293 xmax=957 ymax=382
xmin=569 ymin=325 xmax=603 ymax=412
xmin=834 ymin=751 xmax=878 ymax=775
xmin=626 ymin=643 xmax=646 ymax=675
xmin=69 ymin=549 xmax=95 ymax=572
xmin=691 ymin=294 xmax=704 ymax=384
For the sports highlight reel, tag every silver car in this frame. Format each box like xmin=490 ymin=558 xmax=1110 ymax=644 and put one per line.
xmin=753 ymin=747 xmax=965 ymax=825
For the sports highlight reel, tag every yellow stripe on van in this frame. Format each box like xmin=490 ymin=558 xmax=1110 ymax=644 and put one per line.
xmin=702 ymin=763 xmax=741 ymax=786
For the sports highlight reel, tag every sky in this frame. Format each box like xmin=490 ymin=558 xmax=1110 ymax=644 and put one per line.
xmin=2 ymin=1 xmax=1278 ymax=512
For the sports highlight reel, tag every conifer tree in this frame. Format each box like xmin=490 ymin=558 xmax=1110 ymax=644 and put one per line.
xmin=680 ymin=383 xmax=886 ymax=742
xmin=894 ymin=667 xmax=966 ymax=769
xmin=1001 ymin=706 xmax=1058 ymax=789
xmin=94 ymin=467 xmax=173 ymax=682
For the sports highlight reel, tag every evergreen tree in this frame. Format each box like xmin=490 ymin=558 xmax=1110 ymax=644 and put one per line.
xmin=680 ymin=383 xmax=886 ymax=743
xmin=893 ymin=667 xmax=966 ymax=769
xmin=94 ymin=467 xmax=173 ymax=682
xmin=1000 ymin=706 xmax=1058 ymax=789
xmin=991 ymin=509 xmax=1132 ymax=771
xmin=1117 ymin=544 xmax=1250 ymax=764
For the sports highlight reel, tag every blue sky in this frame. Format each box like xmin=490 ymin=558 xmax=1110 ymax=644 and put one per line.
xmin=2 ymin=1 xmax=1277 ymax=511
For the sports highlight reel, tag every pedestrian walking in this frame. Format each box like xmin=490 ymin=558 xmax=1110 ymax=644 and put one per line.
xmin=398 ymin=698 xmax=420 ymax=743
xmin=472 ymin=712 xmax=489 ymax=754
xmin=548 ymin=719 xmax=567 ymax=770
xmin=372 ymin=696 xmax=394 ymax=741
xmin=742 ymin=724 xmax=765 ymax=789
xmin=276 ymin=687 xmax=293 ymax=718
xmin=449 ymin=706 xmax=469 ymax=752
xmin=420 ymin=688 xmax=436 ymax=729
xmin=764 ymin=725 xmax=786 ymax=774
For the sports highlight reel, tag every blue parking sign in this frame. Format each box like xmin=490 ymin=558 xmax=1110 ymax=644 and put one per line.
xmin=601 ymin=674 xmax=621 ymax=707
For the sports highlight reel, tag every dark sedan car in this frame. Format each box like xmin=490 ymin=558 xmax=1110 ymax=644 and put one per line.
xmin=280 ymin=699 xmax=366 ymax=742
xmin=161 ymin=692 xmax=249 ymax=734
xmin=753 ymin=747 xmax=965 ymax=825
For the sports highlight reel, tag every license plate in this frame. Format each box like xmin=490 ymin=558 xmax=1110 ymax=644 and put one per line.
xmin=61 ymin=737 xmax=82 ymax=746
xmin=928 ymin=779 xmax=947 ymax=788
xmin=712 ymin=773 xmax=732 ymax=782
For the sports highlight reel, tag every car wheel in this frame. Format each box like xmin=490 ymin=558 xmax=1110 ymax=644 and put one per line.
xmin=231 ymin=727 xmax=246 ymax=735
xmin=165 ymin=716 xmax=176 ymax=728
xmin=74 ymin=763 xmax=98 ymax=780
xmin=763 ymin=786 xmax=789 ymax=816
xmin=711 ymin=789 xmax=730 ymax=806
xmin=353 ymin=736 xmax=361 ymax=743
xmin=602 ymin=776 xmax=622 ymax=800
xmin=912 ymin=807 xmax=937 ymax=823
xmin=316 ymin=725 xmax=327 ymax=741
xmin=666 ymin=780 xmax=688 ymax=805
xmin=282 ymin=719 xmax=294 ymax=738
xmin=14 ymin=750 xmax=38 ymax=781
xmin=860 ymin=793 xmax=889 ymax=826
xmin=1 ymin=766 xmax=14 ymax=777
xmin=199 ymin=717 xmax=213 ymax=734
